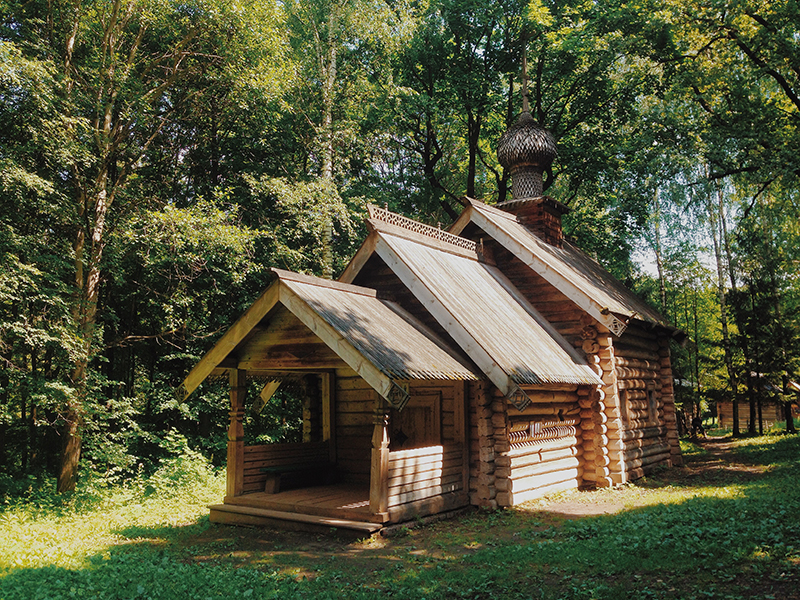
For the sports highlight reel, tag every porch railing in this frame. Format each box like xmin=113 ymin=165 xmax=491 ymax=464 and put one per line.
xmin=386 ymin=444 xmax=463 ymax=508
xmin=242 ymin=440 xmax=330 ymax=493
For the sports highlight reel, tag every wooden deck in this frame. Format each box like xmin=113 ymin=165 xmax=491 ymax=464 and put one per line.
xmin=210 ymin=484 xmax=383 ymax=534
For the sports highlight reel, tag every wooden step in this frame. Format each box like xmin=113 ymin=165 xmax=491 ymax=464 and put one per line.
xmin=208 ymin=504 xmax=383 ymax=535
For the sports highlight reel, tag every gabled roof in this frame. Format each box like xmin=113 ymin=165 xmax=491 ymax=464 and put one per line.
xmin=451 ymin=198 xmax=673 ymax=337
xmin=341 ymin=206 xmax=601 ymax=409
xmin=181 ymin=269 xmax=480 ymax=410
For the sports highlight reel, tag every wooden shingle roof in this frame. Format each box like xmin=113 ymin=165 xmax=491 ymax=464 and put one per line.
xmin=452 ymin=198 xmax=674 ymax=337
xmin=181 ymin=270 xmax=480 ymax=410
xmin=342 ymin=207 xmax=601 ymax=409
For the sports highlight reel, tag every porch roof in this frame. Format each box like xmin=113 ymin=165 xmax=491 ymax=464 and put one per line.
xmin=180 ymin=269 xmax=480 ymax=409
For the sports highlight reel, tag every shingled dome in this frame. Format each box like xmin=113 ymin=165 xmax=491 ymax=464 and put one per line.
xmin=497 ymin=111 xmax=557 ymax=200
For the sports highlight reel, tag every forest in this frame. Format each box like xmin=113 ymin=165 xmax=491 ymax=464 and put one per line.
xmin=1 ymin=0 xmax=798 ymax=493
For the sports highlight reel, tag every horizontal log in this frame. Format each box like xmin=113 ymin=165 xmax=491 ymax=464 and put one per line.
xmin=624 ymin=442 xmax=670 ymax=461
xmin=621 ymin=325 xmax=661 ymax=342
xmin=616 ymin=334 xmax=660 ymax=352
xmin=613 ymin=356 xmax=660 ymax=370
xmin=510 ymin=456 xmax=580 ymax=483
xmin=624 ymin=451 xmax=670 ymax=471
xmin=609 ymin=426 xmax=666 ymax=441
xmin=389 ymin=444 xmax=460 ymax=462
xmin=388 ymin=471 xmax=462 ymax=496
xmin=510 ymin=446 xmax=580 ymax=470
xmin=334 ymin=393 xmax=376 ymax=407
xmin=615 ymin=367 xmax=659 ymax=381
xmin=335 ymin=376 xmax=372 ymax=391
xmin=509 ymin=437 xmax=579 ymax=461
xmin=388 ymin=459 xmax=463 ymax=486
xmin=613 ymin=345 xmax=660 ymax=362
xmin=387 ymin=491 xmax=468 ymax=524
xmin=336 ymin=412 xmax=376 ymax=427
xmin=389 ymin=481 xmax=462 ymax=507
xmin=508 ymin=469 xmax=581 ymax=499
xmin=617 ymin=379 xmax=647 ymax=390
xmin=507 ymin=404 xmax=573 ymax=417
xmin=625 ymin=408 xmax=652 ymax=421
xmin=626 ymin=417 xmax=659 ymax=430
xmin=336 ymin=425 xmax=374 ymax=438
xmin=335 ymin=367 xmax=359 ymax=378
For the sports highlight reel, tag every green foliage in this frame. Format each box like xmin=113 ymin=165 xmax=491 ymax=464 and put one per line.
xmin=1 ymin=0 xmax=799 ymax=492
xmin=1 ymin=435 xmax=798 ymax=599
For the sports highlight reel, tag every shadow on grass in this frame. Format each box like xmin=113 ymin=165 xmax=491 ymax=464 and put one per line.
xmin=3 ymin=437 xmax=799 ymax=600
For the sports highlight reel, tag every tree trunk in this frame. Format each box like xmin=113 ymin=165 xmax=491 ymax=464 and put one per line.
xmin=708 ymin=189 xmax=740 ymax=435
xmin=58 ymin=176 xmax=111 ymax=491
xmin=319 ymin=13 xmax=338 ymax=279
xmin=466 ymin=110 xmax=481 ymax=199
xmin=653 ymin=190 xmax=667 ymax=315
xmin=719 ymin=191 xmax=743 ymax=437
xmin=783 ymin=400 xmax=795 ymax=434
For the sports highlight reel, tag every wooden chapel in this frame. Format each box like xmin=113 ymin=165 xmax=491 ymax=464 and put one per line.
xmin=181 ymin=101 xmax=683 ymax=535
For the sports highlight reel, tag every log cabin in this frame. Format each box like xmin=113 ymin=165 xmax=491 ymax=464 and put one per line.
xmin=181 ymin=109 xmax=683 ymax=534
xmin=717 ymin=379 xmax=800 ymax=431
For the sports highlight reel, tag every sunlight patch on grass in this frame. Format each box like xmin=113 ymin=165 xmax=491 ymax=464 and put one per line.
xmin=0 ymin=474 xmax=224 ymax=571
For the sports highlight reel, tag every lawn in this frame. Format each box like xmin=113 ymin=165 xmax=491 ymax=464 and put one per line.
xmin=1 ymin=434 xmax=799 ymax=600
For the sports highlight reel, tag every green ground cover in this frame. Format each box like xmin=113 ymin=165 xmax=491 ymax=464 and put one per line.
xmin=1 ymin=434 xmax=799 ymax=600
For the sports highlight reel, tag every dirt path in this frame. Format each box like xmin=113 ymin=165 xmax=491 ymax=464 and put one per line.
xmin=520 ymin=436 xmax=768 ymax=520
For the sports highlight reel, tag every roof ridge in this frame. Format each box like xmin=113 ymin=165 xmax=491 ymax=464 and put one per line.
xmin=368 ymin=205 xmax=477 ymax=253
xmin=272 ymin=268 xmax=392 ymax=300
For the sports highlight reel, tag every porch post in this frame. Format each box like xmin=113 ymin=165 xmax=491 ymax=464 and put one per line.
xmin=226 ymin=369 xmax=246 ymax=498
xmin=321 ymin=372 xmax=337 ymax=464
xmin=369 ymin=401 xmax=390 ymax=515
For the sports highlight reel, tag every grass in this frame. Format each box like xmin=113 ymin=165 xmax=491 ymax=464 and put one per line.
xmin=1 ymin=434 xmax=799 ymax=599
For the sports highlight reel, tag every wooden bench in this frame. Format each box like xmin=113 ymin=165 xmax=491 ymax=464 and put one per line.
xmin=260 ymin=463 xmax=336 ymax=494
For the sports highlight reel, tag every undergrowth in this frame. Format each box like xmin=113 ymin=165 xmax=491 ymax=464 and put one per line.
xmin=1 ymin=433 xmax=798 ymax=600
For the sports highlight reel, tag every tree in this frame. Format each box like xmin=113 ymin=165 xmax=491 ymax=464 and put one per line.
xmin=2 ymin=0 xmax=284 ymax=490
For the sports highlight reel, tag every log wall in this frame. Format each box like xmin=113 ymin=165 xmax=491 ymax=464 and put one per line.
xmin=718 ymin=401 xmax=784 ymax=430
xmin=490 ymin=249 xmax=603 ymax=487
xmin=492 ymin=247 xmax=682 ymax=485
xmin=468 ymin=383 xmax=586 ymax=508
xmin=334 ymin=371 xmax=465 ymax=485
xmin=502 ymin=388 xmax=584 ymax=504
xmin=241 ymin=440 xmax=330 ymax=493
xmin=335 ymin=367 xmax=375 ymax=484
xmin=611 ymin=324 xmax=681 ymax=478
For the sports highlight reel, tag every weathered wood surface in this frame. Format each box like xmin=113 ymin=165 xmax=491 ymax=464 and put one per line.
xmin=386 ymin=445 xmax=464 ymax=508
xmin=387 ymin=491 xmax=469 ymax=524
xmin=227 ymin=369 xmax=246 ymax=497
xmin=222 ymin=483 xmax=383 ymax=524
xmin=242 ymin=440 xmax=331 ymax=493
xmin=335 ymin=375 xmax=375 ymax=483
xmin=374 ymin=229 xmax=599 ymax=394
xmin=209 ymin=504 xmax=383 ymax=534
xmin=458 ymin=199 xmax=669 ymax=333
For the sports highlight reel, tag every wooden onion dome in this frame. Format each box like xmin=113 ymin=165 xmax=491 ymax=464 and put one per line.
xmin=496 ymin=111 xmax=557 ymax=200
